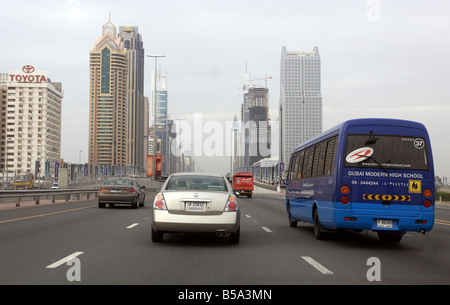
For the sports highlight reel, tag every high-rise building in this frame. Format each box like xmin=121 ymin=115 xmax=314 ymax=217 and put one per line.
xmin=279 ymin=46 xmax=322 ymax=166
xmin=0 ymin=66 xmax=63 ymax=181
xmin=151 ymin=71 xmax=169 ymax=175
xmin=243 ymin=87 xmax=271 ymax=167
xmin=89 ymin=18 xmax=128 ymax=167
xmin=143 ymin=96 xmax=149 ymax=167
xmin=119 ymin=26 xmax=145 ymax=170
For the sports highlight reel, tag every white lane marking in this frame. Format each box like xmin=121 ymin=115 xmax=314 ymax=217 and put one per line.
xmin=46 ymin=252 xmax=84 ymax=269
xmin=245 ymin=214 xmax=252 ymax=218
xmin=126 ymin=223 xmax=139 ymax=229
xmin=261 ymin=226 xmax=273 ymax=233
xmin=301 ymin=256 xmax=334 ymax=275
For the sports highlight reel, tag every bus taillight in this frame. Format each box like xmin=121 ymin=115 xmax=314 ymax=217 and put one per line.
xmin=340 ymin=196 xmax=350 ymax=204
xmin=423 ymin=189 xmax=432 ymax=208
xmin=340 ymin=186 xmax=350 ymax=204
xmin=340 ymin=186 xmax=350 ymax=194
xmin=423 ymin=199 xmax=432 ymax=208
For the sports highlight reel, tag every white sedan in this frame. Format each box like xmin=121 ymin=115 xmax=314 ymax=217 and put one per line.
xmin=151 ymin=172 xmax=240 ymax=244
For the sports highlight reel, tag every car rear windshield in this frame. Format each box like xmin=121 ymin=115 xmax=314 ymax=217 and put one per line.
xmin=166 ymin=175 xmax=228 ymax=191
xmin=344 ymin=134 xmax=429 ymax=171
xmin=104 ymin=179 xmax=134 ymax=186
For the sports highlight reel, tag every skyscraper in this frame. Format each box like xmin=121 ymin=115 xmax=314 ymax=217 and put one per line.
xmin=89 ymin=18 xmax=128 ymax=167
xmin=243 ymin=87 xmax=271 ymax=167
xmin=152 ymin=71 xmax=169 ymax=175
xmin=119 ymin=26 xmax=145 ymax=170
xmin=0 ymin=66 xmax=63 ymax=180
xmin=279 ymin=46 xmax=322 ymax=166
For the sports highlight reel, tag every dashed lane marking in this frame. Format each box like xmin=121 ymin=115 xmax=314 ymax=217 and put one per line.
xmin=46 ymin=252 xmax=84 ymax=269
xmin=261 ymin=226 xmax=273 ymax=233
xmin=301 ymin=256 xmax=334 ymax=275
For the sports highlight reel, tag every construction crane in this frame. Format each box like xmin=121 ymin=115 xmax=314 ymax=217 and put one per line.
xmin=247 ymin=75 xmax=272 ymax=120
xmin=249 ymin=75 xmax=272 ymax=88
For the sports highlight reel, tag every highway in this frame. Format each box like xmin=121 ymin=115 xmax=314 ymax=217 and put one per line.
xmin=0 ymin=186 xmax=449 ymax=286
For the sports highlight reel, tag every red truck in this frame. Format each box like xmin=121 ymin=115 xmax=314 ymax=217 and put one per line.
xmin=232 ymin=172 xmax=253 ymax=198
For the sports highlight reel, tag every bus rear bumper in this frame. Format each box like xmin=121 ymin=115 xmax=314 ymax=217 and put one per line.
xmin=334 ymin=210 xmax=434 ymax=233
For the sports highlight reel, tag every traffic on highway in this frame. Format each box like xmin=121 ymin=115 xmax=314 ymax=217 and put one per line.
xmin=0 ymin=183 xmax=449 ymax=288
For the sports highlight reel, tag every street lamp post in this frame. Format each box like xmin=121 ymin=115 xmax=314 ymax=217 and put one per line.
xmin=146 ymin=54 xmax=166 ymax=179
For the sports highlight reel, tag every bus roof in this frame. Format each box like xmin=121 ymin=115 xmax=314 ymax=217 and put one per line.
xmin=292 ymin=118 xmax=428 ymax=153
xmin=233 ymin=172 xmax=253 ymax=177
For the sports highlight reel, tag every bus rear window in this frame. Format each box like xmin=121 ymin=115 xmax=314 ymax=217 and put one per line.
xmin=344 ymin=134 xmax=429 ymax=171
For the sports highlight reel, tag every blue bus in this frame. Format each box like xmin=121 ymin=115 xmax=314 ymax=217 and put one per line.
xmin=283 ymin=118 xmax=435 ymax=243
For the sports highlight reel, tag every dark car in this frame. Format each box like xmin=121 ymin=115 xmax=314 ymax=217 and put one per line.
xmin=98 ymin=177 xmax=145 ymax=209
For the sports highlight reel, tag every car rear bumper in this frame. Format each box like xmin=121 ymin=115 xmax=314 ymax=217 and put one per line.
xmin=152 ymin=210 xmax=240 ymax=233
xmin=98 ymin=193 xmax=138 ymax=203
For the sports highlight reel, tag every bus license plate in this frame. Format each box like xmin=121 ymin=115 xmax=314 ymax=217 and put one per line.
xmin=186 ymin=202 xmax=205 ymax=211
xmin=377 ymin=219 xmax=393 ymax=228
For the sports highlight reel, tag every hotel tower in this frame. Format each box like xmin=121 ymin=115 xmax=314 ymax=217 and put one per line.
xmin=119 ymin=26 xmax=145 ymax=170
xmin=89 ymin=18 xmax=128 ymax=167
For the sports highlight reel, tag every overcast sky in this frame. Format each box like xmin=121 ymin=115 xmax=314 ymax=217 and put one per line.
xmin=1 ymin=0 xmax=449 ymax=177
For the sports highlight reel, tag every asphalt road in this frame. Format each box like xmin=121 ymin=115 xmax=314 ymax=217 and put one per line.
xmin=0 ymin=186 xmax=449 ymax=286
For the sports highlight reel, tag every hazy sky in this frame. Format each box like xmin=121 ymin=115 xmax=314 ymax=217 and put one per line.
xmin=1 ymin=0 xmax=449 ymax=177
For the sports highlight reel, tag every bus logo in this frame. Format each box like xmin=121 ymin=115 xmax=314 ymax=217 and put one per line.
xmin=346 ymin=147 xmax=374 ymax=163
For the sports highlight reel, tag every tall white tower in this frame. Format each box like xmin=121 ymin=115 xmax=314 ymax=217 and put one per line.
xmin=279 ymin=46 xmax=322 ymax=166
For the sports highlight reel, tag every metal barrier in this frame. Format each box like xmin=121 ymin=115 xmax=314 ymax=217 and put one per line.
xmin=0 ymin=178 xmax=164 ymax=208
xmin=0 ymin=188 xmax=99 ymax=207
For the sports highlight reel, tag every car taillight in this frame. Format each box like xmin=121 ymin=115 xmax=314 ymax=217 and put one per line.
xmin=130 ymin=188 xmax=136 ymax=193
xmin=98 ymin=187 xmax=103 ymax=192
xmin=154 ymin=193 xmax=167 ymax=210
xmin=224 ymin=195 xmax=238 ymax=211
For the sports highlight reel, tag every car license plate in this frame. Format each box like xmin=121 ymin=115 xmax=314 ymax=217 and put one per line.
xmin=110 ymin=189 xmax=122 ymax=193
xmin=377 ymin=219 xmax=393 ymax=228
xmin=186 ymin=201 xmax=205 ymax=211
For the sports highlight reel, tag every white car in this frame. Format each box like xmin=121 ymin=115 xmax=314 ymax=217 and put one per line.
xmin=151 ymin=172 xmax=240 ymax=244
xmin=50 ymin=182 xmax=59 ymax=189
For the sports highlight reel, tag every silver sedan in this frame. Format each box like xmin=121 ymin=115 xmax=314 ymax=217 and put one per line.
xmin=151 ymin=172 xmax=240 ymax=244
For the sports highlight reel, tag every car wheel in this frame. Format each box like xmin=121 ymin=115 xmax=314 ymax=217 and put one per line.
xmin=98 ymin=201 xmax=106 ymax=208
xmin=151 ymin=226 xmax=164 ymax=242
xmin=139 ymin=195 xmax=145 ymax=207
xmin=131 ymin=198 xmax=138 ymax=209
